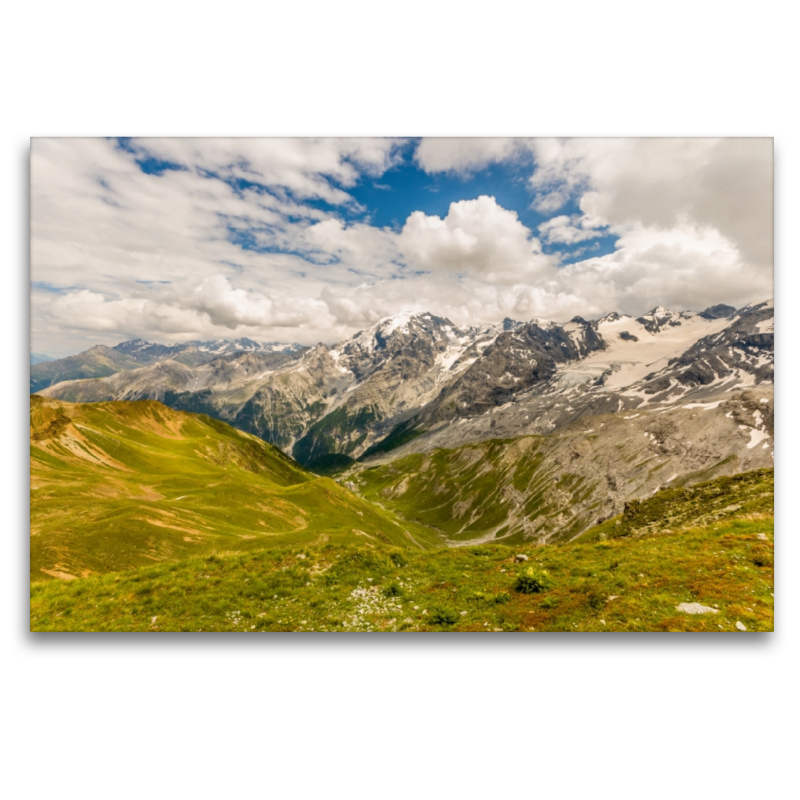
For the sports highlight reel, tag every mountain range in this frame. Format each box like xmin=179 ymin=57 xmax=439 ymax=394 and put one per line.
xmin=35 ymin=300 xmax=773 ymax=477
xmin=30 ymin=337 xmax=305 ymax=394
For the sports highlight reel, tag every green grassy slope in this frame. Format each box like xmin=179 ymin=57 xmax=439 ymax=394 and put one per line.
xmin=353 ymin=436 xmax=596 ymax=544
xmin=30 ymin=396 xmax=441 ymax=580
xmin=31 ymin=468 xmax=773 ymax=632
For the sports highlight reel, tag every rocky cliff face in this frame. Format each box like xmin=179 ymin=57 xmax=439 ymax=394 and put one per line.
xmin=379 ymin=300 xmax=774 ymax=459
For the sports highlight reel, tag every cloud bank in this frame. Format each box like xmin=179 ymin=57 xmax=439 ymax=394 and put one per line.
xmin=31 ymin=137 xmax=772 ymax=356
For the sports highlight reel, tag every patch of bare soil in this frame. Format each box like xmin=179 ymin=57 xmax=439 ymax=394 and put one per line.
xmin=40 ymin=568 xmax=77 ymax=581
xmin=132 ymin=485 xmax=165 ymax=501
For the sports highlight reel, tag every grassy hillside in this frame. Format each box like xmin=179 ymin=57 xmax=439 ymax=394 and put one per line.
xmin=353 ymin=436 xmax=599 ymax=544
xmin=31 ymin=468 xmax=773 ymax=632
xmin=30 ymin=396 xmax=441 ymax=580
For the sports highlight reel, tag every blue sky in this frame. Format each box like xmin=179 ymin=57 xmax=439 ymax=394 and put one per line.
xmin=115 ymin=136 xmax=619 ymax=267
xmin=343 ymin=142 xmax=619 ymax=264
xmin=30 ymin=137 xmax=772 ymax=356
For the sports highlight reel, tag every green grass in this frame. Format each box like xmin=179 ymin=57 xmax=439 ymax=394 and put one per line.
xmin=353 ymin=436 xmax=595 ymax=543
xmin=30 ymin=467 xmax=774 ymax=632
xmin=30 ymin=395 xmax=774 ymax=632
xmin=30 ymin=396 xmax=441 ymax=580
xmin=30 ymin=515 xmax=774 ymax=632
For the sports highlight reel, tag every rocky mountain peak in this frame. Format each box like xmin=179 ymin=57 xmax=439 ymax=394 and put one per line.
xmin=699 ymin=304 xmax=737 ymax=320
xmin=636 ymin=306 xmax=684 ymax=333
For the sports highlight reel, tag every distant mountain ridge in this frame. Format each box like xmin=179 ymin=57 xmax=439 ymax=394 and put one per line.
xmin=36 ymin=301 xmax=774 ymax=477
xmin=30 ymin=337 xmax=308 ymax=393
xmin=112 ymin=337 xmax=306 ymax=365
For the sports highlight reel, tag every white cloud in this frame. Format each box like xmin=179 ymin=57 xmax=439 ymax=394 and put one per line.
xmin=397 ymin=195 xmax=553 ymax=282
xmin=554 ymin=220 xmax=767 ymax=316
xmin=39 ymin=275 xmax=337 ymax=346
xmin=30 ymin=138 xmax=773 ymax=357
xmin=414 ymin=138 xmax=519 ymax=174
xmin=127 ymin=137 xmax=406 ymax=203
xmin=538 ymin=214 xmax=608 ymax=246
xmin=528 ymin=137 xmax=773 ymax=270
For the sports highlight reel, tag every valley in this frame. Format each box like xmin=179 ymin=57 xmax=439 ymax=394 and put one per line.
xmin=30 ymin=467 xmax=774 ymax=632
xmin=30 ymin=299 xmax=775 ymax=631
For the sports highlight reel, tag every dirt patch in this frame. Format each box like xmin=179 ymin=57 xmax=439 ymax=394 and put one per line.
xmin=40 ymin=568 xmax=78 ymax=581
xmin=132 ymin=485 xmax=165 ymax=501
xmin=142 ymin=516 xmax=203 ymax=536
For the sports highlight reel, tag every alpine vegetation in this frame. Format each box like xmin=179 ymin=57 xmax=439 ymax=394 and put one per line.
xmin=30 ymin=137 xmax=774 ymax=632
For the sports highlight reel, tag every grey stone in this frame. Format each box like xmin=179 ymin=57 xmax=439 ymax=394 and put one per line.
xmin=676 ymin=602 xmax=719 ymax=615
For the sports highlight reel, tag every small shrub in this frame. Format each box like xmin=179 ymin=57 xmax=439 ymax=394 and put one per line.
xmin=382 ymin=583 xmax=402 ymax=598
xmin=492 ymin=591 xmax=510 ymax=604
xmin=389 ymin=552 xmax=408 ymax=567
xmin=429 ymin=607 xmax=459 ymax=626
xmin=513 ymin=567 xmax=553 ymax=594
xmin=585 ymin=591 xmax=605 ymax=611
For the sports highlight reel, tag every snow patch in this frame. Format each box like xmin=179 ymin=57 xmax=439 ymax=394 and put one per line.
xmin=683 ymin=400 xmax=724 ymax=410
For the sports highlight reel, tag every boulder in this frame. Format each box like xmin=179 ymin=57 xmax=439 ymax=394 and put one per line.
xmin=676 ymin=602 xmax=719 ymax=615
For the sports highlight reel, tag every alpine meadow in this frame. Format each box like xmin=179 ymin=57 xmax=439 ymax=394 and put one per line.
xmin=30 ymin=137 xmax=774 ymax=632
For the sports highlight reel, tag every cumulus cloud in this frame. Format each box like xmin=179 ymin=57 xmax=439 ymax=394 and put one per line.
xmin=30 ymin=137 xmax=773 ymax=357
xmin=40 ymin=275 xmax=336 ymax=346
xmin=528 ymin=137 xmax=773 ymax=270
xmin=415 ymin=135 xmax=773 ymax=271
xmin=414 ymin=138 xmax=520 ymax=175
xmin=397 ymin=195 xmax=554 ymax=282
xmin=538 ymin=214 xmax=609 ymax=246
xmin=554 ymin=220 xmax=767 ymax=316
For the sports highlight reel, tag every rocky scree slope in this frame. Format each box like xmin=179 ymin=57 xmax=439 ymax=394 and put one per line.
xmin=376 ymin=301 xmax=774 ymax=459
xmin=350 ymin=386 xmax=773 ymax=545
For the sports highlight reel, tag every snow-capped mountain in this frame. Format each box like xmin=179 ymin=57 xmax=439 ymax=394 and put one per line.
xmin=112 ymin=337 xmax=305 ymax=364
xmin=37 ymin=301 xmax=773 ymax=475
xmin=395 ymin=300 xmax=773 ymax=459
xmin=30 ymin=337 xmax=307 ymax=393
